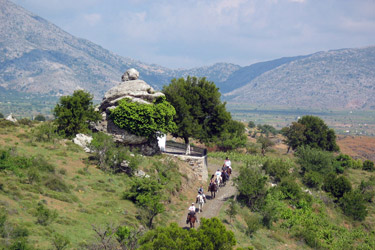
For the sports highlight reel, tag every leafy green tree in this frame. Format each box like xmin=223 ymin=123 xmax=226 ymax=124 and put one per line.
xmin=110 ymin=96 xmax=176 ymax=138
xmin=248 ymin=121 xmax=255 ymax=128
xmin=282 ymin=116 xmax=339 ymax=152
xmin=197 ymin=218 xmax=236 ymax=250
xmin=281 ymin=122 xmax=306 ymax=153
xmin=262 ymin=159 xmax=291 ymax=183
xmin=51 ymin=233 xmax=70 ymax=250
xmin=257 ymin=124 xmax=278 ymax=137
xmin=234 ymin=165 xmax=267 ymax=210
xmin=123 ymin=177 xmax=164 ymax=228
xmin=53 ymin=90 xmax=101 ymax=138
xmin=163 ymin=76 xmax=231 ymax=152
xmin=34 ymin=114 xmax=46 ymax=122
xmin=323 ymin=175 xmax=352 ymax=199
xmin=216 ymin=120 xmax=247 ymax=151
xmin=257 ymin=135 xmax=274 ymax=156
xmin=0 ymin=113 xmax=3 ymax=119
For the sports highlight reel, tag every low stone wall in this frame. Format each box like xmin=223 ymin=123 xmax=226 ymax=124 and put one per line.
xmin=163 ymin=153 xmax=208 ymax=183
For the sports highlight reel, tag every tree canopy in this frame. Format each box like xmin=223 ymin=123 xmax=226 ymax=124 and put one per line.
xmin=162 ymin=76 xmax=232 ymax=146
xmin=281 ymin=115 xmax=339 ymax=152
xmin=53 ymin=90 xmax=101 ymax=138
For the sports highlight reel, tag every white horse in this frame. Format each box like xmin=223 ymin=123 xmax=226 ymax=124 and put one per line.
xmin=196 ymin=194 xmax=205 ymax=213
xmin=215 ymin=175 xmax=222 ymax=190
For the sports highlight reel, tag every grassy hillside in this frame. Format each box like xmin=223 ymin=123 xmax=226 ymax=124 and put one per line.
xmin=0 ymin=120 xmax=374 ymax=249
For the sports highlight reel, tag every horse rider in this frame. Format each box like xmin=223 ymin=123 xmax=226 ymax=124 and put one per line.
xmin=187 ymin=202 xmax=197 ymax=223
xmin=224 ymin=157 xmax=231 ymax=168
xmin=198 ymin=185 xmax=207 ymax=202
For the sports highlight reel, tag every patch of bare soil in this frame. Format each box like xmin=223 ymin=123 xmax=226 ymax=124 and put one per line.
xmin=337 ymin=135 xmax=375 ymax=161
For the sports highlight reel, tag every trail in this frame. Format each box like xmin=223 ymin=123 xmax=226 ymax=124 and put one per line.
xmin=177 ymin=164 xmax=237 ymax=228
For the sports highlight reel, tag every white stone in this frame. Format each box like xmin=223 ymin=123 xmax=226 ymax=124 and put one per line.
xmin=121 ymin=68 xmax=140 ymax=81
xmin=5 ymin=113 xmax=17 ymax=122
xmin=73 ymin=134 xmax=93 ymax=152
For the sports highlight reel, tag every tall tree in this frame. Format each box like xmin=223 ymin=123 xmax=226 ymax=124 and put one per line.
xmin=53 ymin=90 xmax=101 ymax=138
xmin=163 ymin=77 xmax=231 ymax=153
xmin=282 ymin=116 xmax=339 ymax=152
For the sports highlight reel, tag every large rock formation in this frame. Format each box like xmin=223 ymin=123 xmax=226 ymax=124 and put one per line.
xmin=91 ymin=69 xmax=164 ymax=155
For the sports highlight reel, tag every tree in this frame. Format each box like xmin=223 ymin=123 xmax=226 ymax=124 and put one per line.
xmin=53 ymin=90 xmax=101 ymax=138
xmin=34 ymin=114 xmax=46 ymax=122
xmin=340 ymin=190 xmax=367 ymax=221
xmin=248 ymin=121 xmax=255 ymax=128
xmin=234 ymin=165 xmax=267 ymax=210
xmin=295 ymin=146 xmax=335 ymax=176
xmin=163 ymin=76 xmax=231 ymax=153
xmin=257 ymin=135 xmax=275 ymax=156
xmin=216 ymin=120 xmax=247 ymax=151
xmin=281 ymin=122 xmax=306 ymax=153
xmin=282 ymin=116 xmax=339 ymax=152
xmin=225 ymin=199 xmax=239 ymax=224
xmin=0 ymin=112 xmax=4 ymax=119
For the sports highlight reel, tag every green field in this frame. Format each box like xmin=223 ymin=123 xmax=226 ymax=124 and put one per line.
xmin=227 ymin=103 xmax=375 ymax=136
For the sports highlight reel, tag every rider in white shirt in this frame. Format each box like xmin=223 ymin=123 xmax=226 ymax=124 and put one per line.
xmin=188 ymin=203 xmax=196 ymax=213
xmin=224 ymin=157 xmax=231 ymax=168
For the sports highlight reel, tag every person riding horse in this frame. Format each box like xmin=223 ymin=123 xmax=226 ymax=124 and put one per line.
xmin=186 ymin=203 xmax=197 ymax=224
xmin=197 ymin=186 xmax=207 ymax=202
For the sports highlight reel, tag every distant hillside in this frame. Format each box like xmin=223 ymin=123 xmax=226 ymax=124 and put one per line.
xmin=225 ymin=47 xmax=375 ymax=110
xmin=0 ymin=0 xmax=239 ymax=99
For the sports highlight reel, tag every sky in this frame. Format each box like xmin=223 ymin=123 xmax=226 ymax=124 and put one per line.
xmin=11 ymin=0 xmax=375 ymax=69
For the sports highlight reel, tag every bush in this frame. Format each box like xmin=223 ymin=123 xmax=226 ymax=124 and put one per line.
xmin=278 ymin=177 xmax=302 ymax=202
xmin=323 ymin=175 xmax=352 ymax=199
xmin=303 ymin=171 xmax=323 ymax=188
xmin=31 ymin=122 xmax=59 ymax=142
xmin=245 ymin=214 xmax=262 ymax=236
xmin=110 ymin=96 xmax=176 ymax=137
xmin=17 ymin=118 xmax=33 ymax=127
xmin=44 ymin=175 xmax=70 ymax=193
xmin=340 ymin=190 xmax=367 ymax=221
xmin=52 ymin=233 xmax=70 ymax=250
xmin=233 ymin=165 xmax=267 ymax=210
xmin=295 ymin=146 xmax=334 ymax=176
xmin=35 ymin=203 xmax=58 ymax=226
xmin=363 ymin=160 xmax=374 ymax=172
xmin=262 ymin=159 xmax=291 ymax=183
xmin=34 ymin=114 xmax=46 ymax=122
xmin=0 ymin=119 xmax=17 ymax=128
xmin=0 ymin=113 xmax=3 ymax=119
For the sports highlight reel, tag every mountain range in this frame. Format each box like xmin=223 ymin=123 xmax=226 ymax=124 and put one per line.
xmin=0 ymin=0 xmax=374 ymax=110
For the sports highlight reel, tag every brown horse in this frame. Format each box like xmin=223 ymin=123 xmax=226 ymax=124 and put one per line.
xmin=208 ymin=182 xmax=218 ymax=199
xmin=187 ymin=213 xmax=197 ymax=228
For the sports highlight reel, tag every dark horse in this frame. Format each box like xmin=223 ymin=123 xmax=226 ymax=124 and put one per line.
xmin=186 ymin=212 xmax=197 ymax=228
xmin=221 ymin=170 xmax=229 ymax=187
xmin=208 ymin=182 xmax=218 ymax=199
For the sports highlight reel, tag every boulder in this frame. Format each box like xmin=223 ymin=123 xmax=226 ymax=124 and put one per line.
xmin=91 ymin=69 xmax=164 ymax=156
xmin=6 ymin=113 xmax=17 ymax=123
xmin=121 ymin=68 xmax=139 ymax=81
xmin=73 ymin=133 xmax=93 ymax=153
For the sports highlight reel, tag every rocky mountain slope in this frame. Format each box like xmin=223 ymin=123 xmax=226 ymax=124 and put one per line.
xmin=224 ymin=47 xmax=375 ymax=110
xmin=0 ymin=0 xmax=238 ymax=99
xmin=1 ymin=0 xmax=374 ymax=110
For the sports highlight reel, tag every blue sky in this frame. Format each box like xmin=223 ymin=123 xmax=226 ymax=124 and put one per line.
xmin=12 ymin=0 xmax=375 ymax=69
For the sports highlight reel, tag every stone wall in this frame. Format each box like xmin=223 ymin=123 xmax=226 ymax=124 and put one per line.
xmin=163 ymin=153 xmax=208 ymax=183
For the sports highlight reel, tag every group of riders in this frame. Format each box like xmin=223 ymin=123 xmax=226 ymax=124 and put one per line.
xmin=186 ymin=157 xmax=232 ymax=227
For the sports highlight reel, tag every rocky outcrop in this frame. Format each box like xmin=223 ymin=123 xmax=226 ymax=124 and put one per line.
xmin=5 ymin=113 xmax=17 ymax=122
xmin=91 ymin=70 xmax=164 ymax=156
xmin=73 ymin=134 xmax=93 ymax=153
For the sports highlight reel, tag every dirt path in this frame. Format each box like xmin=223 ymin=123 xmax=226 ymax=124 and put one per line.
xmin=177 ymin=163 xmax=237 ymax=228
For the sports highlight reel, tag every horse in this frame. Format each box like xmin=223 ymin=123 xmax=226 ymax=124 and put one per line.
xmin=186 ymin=212 xmax=197 ymax=228
xmin=226 ymin=167 xmax=232 ymax=178
xmin=221 ymin=170 xmax=228 ymax=187
xmin=208 ymin=182 xmax=218 ymax=199
xmin=196 ymin=194 xmax=205 ymax=213
xmin=215 ymin=175 xmax=222 ymax=189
